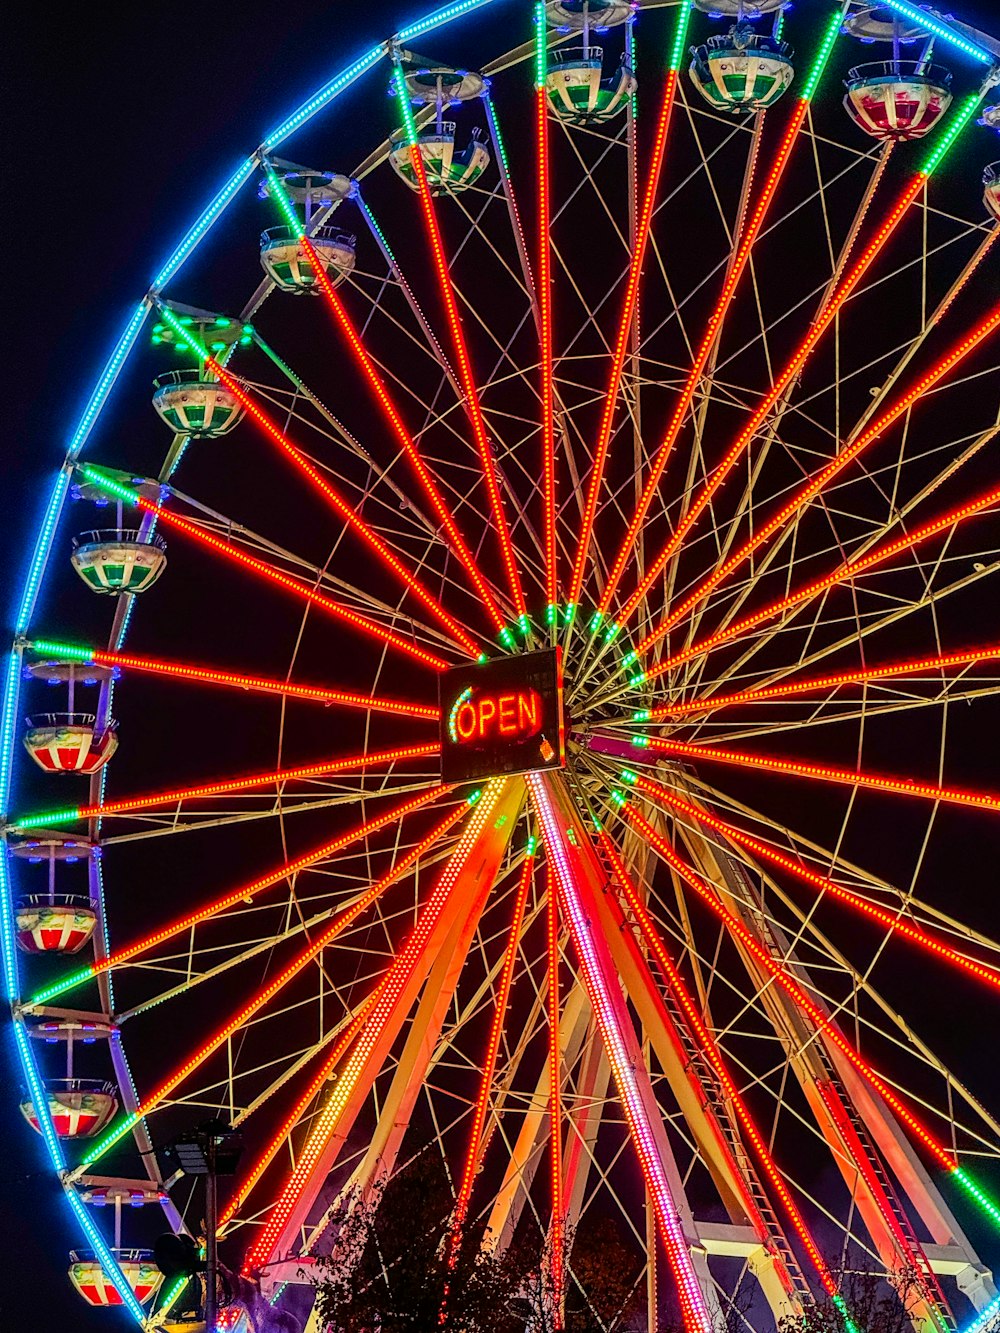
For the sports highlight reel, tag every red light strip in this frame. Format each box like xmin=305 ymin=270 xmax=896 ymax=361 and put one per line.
xmin=547 ymin=862 xmax=565 ymax=1326
xmin=220 ymin=802 xmax=466 ymax=1230
xmin=598 ymin=830 xmax=840 ymax=1298
xmin=570 ymin=67 xmax=684 ymax=609
xmin=207 ymin=357 xmax=480 ymax=657
xmin=597 ymin=99 xmax=809 ymax=615
xmin=30 ymin=643 xmax=438 ymax=721
xmin=647 ymin=304 xmax=1000 ymax=641
xmin=125 ymin=492 xmax=448 ymax=671
xmin=641 ymin=486 xmax=1000 ymax=669
xmin=623 ymin=806 xmax=968 ymax=1173
xmin=645 ymin=646 xmax=998 ymax=720
xmin=633 ymin=775 xmax=1000 ymax=990
xmin=634 ymin=735 xmax=1000 ymax=813
xmin=60 ymin=785 xmax=453 ymax=990
xmin=34 ymin=741 xmax=440 ymax=825
xmin=402 ymin=138 xmax=527 ymax=619
xmin=245 ymin=779 xmax=509 ymax=1273
xmin=296 ymin=230 xmax=506 ymax=633
xmin=538 ymin=86 xmax=557 ymax=608
xmin=618 ymin=171 xmax=928 ymax=629
xmin=445 ymin=850 xmax=534 ymax=1268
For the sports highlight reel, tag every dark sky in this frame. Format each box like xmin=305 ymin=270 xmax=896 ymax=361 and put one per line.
xmin=3 ymin=2 xmax=1000 ymax=1331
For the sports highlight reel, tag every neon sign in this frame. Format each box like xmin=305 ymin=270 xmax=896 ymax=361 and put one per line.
xmin=440 ymin=649 xmax=565 ymax=783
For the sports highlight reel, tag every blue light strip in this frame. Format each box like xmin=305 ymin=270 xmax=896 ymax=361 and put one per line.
xmin=880 ymin=1 xmax=994 ymax=63
xmin=152 ymin=159 xmax=258 ymax=290
xmin=0 ymin=3 xmax=498 ymax=1318
xmin=262 ymin=46 xmax=386 ymax=148
xmin=962 ymin=1294 xmax=1000 ymax=1333
xmin=397 ymin=0 xmax=499 ymax=41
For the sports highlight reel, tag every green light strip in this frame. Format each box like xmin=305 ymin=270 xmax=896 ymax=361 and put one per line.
xmin=921 ymin=92 xmax=984 ymax=177
xmin=29 ymin=638 xmax=95 ymax=664
xmin=953 ymin=1166 xmax=1000 ymax=1230
xmin=800 ymin=8 xmax=843 ymax=103
xmin=159 ymin=307 xmax=211 ymax=363
xmin=264 ymin=163 xmax=305 ymax=237
xmin=10 ymin=806 xmax=80 ymax=832
xmin=77 ymin=465 xmax=142 ymax=508
xmin=31 ymin=964 xmax=95 ymax=1007
xmin=534 ymin=1 xmax=546 ymax=89
xmin=668 ymin=2 xmax=694 ymax=74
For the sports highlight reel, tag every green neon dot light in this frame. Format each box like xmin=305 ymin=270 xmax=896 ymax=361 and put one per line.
xmin=467 ymin=788 xmax=483 ymax=806
xmin=633 ymin=709 xmax=651 ymax=722
xmin=800 ymin=8 xmax=843 ymax=103
xmin=77 ymin=466 xmax=143 ymax=508
xmin=534 ymin=1 xmax=547 ymax=89
xmin=610 ymin=789 xmax=626 ymax=807
xmin=668 ymin=2 xmax=694 ymax=74
xmin=953 ymin=1166 xmax=1000 ymax=1230
xmin=29 ymin=639 xmax=96 ymax=664
xmin=630 ymin=735 xmax=649 ymax=748
xmin=620 ymin=769 xmax=637 ymax=785
xmin=10 ymin=806 xmax=80 ymax=832
xmin=921 ymin=92 xmax=984 ymax=177
xmin=545 ymin=603 xmax=558 ymax=627
xmin=525 ymin=834 xmax=537 ymax=856
xmin=30 ymin=965 xmax=95 ymax=1008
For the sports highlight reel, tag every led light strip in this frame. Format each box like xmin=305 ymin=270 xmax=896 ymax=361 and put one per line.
xmin=642 ymin=645 xmax=998 ymax=721
xmin=631 ymin=774 xmax=1000 ymax=989
xmin=650 ymin=304 xmax=1000 ymax=641
xmin=597 ymin=8 xmax=842 ymax=619
xmin=27 ymin=785 xmax=453 ymax=1008
xmin=637 ymin=486 xmax=1000 ymax=676
xmin=569 ymin=1 xmax=694 ymax=611
xmin=395 ymin=82 xmax=528 ymax=621
xmin=528 ymin=775 xmax=713 ymax=1332
xmin=11 ymin=740 xmax=440 ymax=833
xmin=625 ymin=735 xmax=1000 ymax=813
xmin=25 ymin=639 xmax=438 ymax=723
xmin=880 ymin=0 xmax=994 ymax=63
xmin=616 ymin=87 xmax=987 ymax=640
xmin=598 ymin=831 xmax=857 ymax=1320
xmin=536 ymin=3 xmax=558 ymax=612
xmin=245 ymin=778 xmax=510 ymax=1272
xmin=262 ymin=166 xmax=507 ymax=635
xmin=621 ymin=805 xmax=1000 ymax=1230
xmin=76 ymin=465 xmax=449 ymax=671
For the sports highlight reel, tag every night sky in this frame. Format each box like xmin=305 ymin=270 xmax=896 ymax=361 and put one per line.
xmin=3 ymin=2 xmax=1000 ymax=1330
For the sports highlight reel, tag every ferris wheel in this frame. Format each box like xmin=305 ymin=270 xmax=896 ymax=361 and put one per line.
xmin=4 ymin=0 xmax=1000 ymax=1329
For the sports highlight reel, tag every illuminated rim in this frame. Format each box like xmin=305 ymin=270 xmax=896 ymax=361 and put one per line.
xmin=3 ymin=0 xmax=999 ymax=1328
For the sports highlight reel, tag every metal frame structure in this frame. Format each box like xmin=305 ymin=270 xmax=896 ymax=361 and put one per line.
xmin=4 ymin=1 xmax=1000 ymax=1330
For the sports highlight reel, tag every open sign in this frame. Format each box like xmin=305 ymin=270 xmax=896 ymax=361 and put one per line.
xmin=440 ymin=649 xmax=565 ymax=783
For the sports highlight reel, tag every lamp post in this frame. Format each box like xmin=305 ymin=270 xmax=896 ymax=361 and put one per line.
xmin=164 ymin=1120 xmax=243 ymax=1330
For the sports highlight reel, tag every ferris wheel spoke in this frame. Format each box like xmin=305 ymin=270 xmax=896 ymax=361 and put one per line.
xmin=565 ymin=3 xmax=692 ymax=617
xmin=611 ymin=86 xmax=989 ymax=642
xmin=153 ymin=309 xmax=478 ymax=656
xmin=632 ymin=484 xmax=999 ymax=689
xmin=533 ymin=13 xmax=558 ymax=615
xmin=650 ymin=304 xmax=1000 ymax=649
xmin=620 ymin=803 xmax=1000 ymax=1233
xmin=597 ymin=15 xmax=845 ymax=624
xmin=393 ymin=81 xmax=527 ymax=623
xmin=24 ymin=784 xmax=454 ymax=1013
xmin=598 ymin=829 xmax=844 ymax=1311
xmin=76 ymin=464 xmax=453 ymax=671
xmin=627 ymin=772 xmax=1000 ymax=991
xmin=446 ymin=843 xmax=535 ymax=1266
xmin=260 ymin=168 xmax=507 ymax=634
xmin=243 ymin=776 xmax=521 ymax=1271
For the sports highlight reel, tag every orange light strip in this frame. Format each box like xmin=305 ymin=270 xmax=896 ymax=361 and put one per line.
xmin=569 ymin=66 xmax=684 ymax=609
xmin=28 ymin=642 xmax=438 ymax=720
xmin=123 ymin=491 xmax=449 ymax=671
xmin=647 ymin=304 xmax=1000 ymax=641
xmin=618 ymin=171 xmax=929 ymax=629
xmin=599 ymin=97 xmax=811 ymax=616
xmin=633 ymin=775 xmax=1000 ymax=990
xmin=402 ymin=128 xmax=526 ymax=619
xmin=634 ymin=736 xmax=1000 ymax=813
xmin=207 ymin=357 xmax=480 ymax=657
xmin=37 ymin=785 xmax=453 ymax=1003
xmin=220 ymin=803 xmax=466 ymax=1230
xmin=645 ymin=646 xmax=998 ymax=720
xmin=623 ymin=807 xmax=962 ymax=1173
xmin=640 ymin=486 xmax=1000 ymax=670
xmin=537 ymin=85 xmax=557 ymax=609
xmin=598 ymin=831 xmax=840 ymax=1298
xmin=446 ymin=850 xmax=534 ymax=1269
xmin=546 ymin=862 xmax=565 ymax=1327
xmin=245 ymin=778 xmax=509 ymax=1272
xmin=295 ymin=231 xmax=506 ymax=633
